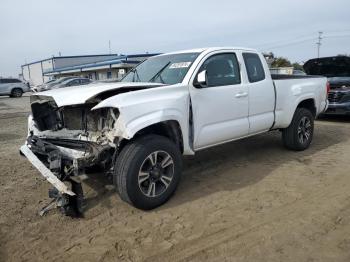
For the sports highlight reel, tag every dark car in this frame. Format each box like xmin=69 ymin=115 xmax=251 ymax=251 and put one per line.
xmin=304 ymin=56 xmax=350 ymax=115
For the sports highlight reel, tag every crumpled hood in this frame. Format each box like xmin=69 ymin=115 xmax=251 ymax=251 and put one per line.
xmin=31 ymin=82 xmax=163 ymax=107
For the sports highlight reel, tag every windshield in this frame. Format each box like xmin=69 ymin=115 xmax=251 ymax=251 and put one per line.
xmin=45 ymin=79 xmax=56 ymax=84
xmin=121 ymin=52 xmax=200 ymax=85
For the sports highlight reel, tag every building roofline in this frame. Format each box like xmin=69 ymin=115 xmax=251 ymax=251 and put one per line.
xmin=43 ymin=54 xmax=160 ymax=74
xmin=21 ymin=58 xmax=54 ymax=67
xmin=21 ymin=54 xmax=121 ymax=67
xmin=21 ymin=53 xmax=159 ymax=67
xmin=52 ymin=53 xmax=120 ymax=60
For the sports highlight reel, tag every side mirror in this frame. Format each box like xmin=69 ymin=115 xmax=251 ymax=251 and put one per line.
xmin=194 ymin=70 xmax=207 ymax=88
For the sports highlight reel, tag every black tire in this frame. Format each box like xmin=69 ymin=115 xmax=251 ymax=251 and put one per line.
xmin=11 ymin=88 xmax=23 ymax=98
xmin=114 ymin=135 xmax=182 ymax=210
xmin=282 ymin=108 xmax=314 ymax=151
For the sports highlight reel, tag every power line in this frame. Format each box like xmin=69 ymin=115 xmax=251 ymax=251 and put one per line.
xmin=324 ymin=29 xmax=350 ymax=33
xmin=259 ymin=37 xmax=317 ymax=50
xmin=257 ymin=32 xmax=350 ymax=52
xmin=255 ymin=33 xmax=316 ymax=48
xmin=323 ymin=34 xmax=350 ymax=39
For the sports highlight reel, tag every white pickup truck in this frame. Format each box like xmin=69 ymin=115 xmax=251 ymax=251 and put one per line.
xmin=20 ymin=47 xmax=329 ymax=215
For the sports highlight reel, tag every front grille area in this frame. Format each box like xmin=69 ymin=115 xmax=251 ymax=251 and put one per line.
xmin=328 ymin=92 xmax=345 ymax=103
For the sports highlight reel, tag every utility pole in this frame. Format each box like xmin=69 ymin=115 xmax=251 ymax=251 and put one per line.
xmin=108 ymin=40 xmax=111 ymax=54
xmin=316 ymin=31 xmax=323 ymax=58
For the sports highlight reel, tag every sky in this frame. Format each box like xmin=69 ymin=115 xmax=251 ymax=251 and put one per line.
xmin=1 ymin=0 xmax=350 ymax=77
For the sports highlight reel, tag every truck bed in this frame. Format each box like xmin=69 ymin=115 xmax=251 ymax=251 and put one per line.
xmin=271 ymin=74 xmax=323 ymax=80
xmin=273 ymin=75 xmax=328 ymax=129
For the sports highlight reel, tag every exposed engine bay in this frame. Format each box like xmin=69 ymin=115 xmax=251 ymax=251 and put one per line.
xmin=30 ymin=95 xmax=120 ymax=143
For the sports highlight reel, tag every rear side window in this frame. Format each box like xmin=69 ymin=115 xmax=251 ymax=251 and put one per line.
xmin=81 ymin=78 xmax=90 ymax=84
xmin=68 ymin=79 xmax=80 ymax=86
xmin=0 ymin=78 xmax=19 ymax=83
xmin=243 ymin=53 xmax=265 ymax=83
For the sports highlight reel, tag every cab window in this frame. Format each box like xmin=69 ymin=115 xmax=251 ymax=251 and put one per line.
xmin=198 ymin=53 xmax=241 ymax=87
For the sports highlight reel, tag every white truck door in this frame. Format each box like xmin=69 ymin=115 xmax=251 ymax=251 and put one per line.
xmin=190 ymin=52 xmax=249 ymax=150
xmin=242 ymin=52 xmax=275 ymax=134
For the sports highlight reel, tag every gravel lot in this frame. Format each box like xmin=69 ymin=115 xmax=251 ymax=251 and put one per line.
xmin=0 ymin=95 xmax=350 ymax=262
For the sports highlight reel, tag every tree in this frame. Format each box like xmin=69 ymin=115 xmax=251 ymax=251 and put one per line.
xmin=292 ymin=62 xmax=304 ymax=71
xmin=271 ymin=57 xmax=292 ymax=68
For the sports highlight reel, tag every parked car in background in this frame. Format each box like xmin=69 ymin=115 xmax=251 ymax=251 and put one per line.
xmin=49 ymin=77 xmax=92 ymax=89
xmin=36 ymin=76 xmax=78 ymax=92
xmin=0 ymin=78 xmax=30 ymax=97
xmin=31 ymin=79 xmax=56 ymax=92
xmin=304 ymin=56 xmax=350 ymax=115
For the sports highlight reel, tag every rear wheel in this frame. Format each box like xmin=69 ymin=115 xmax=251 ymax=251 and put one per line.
xmin=282 ymin=108 xmax=314 ymax=151
xmin=114 ymin=135 xmax=182 ymax=210
xmin=11 ymin=88 xmax=23 ymax=98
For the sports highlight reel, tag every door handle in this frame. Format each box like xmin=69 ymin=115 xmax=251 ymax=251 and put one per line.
xmin=235 ymin=92 xmax=248 ymax=98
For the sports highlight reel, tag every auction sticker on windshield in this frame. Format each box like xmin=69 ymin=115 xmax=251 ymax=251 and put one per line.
xmin=169 ymin=62 xmax=192 ymax=69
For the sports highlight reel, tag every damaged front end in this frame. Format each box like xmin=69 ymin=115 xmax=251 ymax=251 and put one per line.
xmin=21 ymin=95 xmax=121 ymax=217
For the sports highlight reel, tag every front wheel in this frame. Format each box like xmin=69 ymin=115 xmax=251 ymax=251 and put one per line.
xmin=282 ymin=108 xmax=314 ymax=151
xmin=114 ymin=135 xmax=182 ymax=210
xmin=11 ymin=88 xmax=23 ymax=98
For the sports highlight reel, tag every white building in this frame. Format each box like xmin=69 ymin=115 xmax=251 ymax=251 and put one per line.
xmin=269 ymin=67 xmax=294 ymax=75
xmin=21 ymin=53 xmax=158 ymax=86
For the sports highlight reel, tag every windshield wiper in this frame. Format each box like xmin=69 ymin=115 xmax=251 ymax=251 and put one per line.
xmin=149 ymin=62 xmax=171 ymax=83
xmin=131 ymin=68 xmax=141 ymax=82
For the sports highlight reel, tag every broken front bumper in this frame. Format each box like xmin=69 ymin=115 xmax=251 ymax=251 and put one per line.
xmin=20 ymin=144 xmax=75 ymax=196
xmin=20 ymin=135 xmax=114 ymax=216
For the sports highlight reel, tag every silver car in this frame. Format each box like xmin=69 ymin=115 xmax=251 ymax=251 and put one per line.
xmin=0 ymin=78 xmax=30 ymax=97
xmin=36 ymin=76 xmax=78 ymax=92
xmin=52 ymin=77 xmax=92 ymax=89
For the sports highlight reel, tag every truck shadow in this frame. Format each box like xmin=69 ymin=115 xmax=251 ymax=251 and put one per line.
xmin=317 ymin=114 xmax=350 ymax=123
xmin=160 ymin=123 xmax=349 ymax=210
xmin=82 ymin=122 xmax=348 ymax=213
xmin=82 ymin=173 xmax=116 ymax=212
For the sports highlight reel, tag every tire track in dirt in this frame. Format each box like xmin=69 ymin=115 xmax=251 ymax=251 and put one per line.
xmin=1 ymin=95 xmax=350 ymax=262
xmin=0 ymin=112 xmax=29 ymax=119
xmin=146 ymin=175 xmax=350 ymax=262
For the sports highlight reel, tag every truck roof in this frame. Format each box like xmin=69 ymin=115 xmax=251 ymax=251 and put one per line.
xmin=161 ymin=47 xmax=258 ymax=56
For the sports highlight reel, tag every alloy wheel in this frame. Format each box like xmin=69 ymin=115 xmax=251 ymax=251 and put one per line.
xmin=138 ymin=150 xmax=174 ymax=198
xmin=297 ymin=116 xmax=312 ymax=144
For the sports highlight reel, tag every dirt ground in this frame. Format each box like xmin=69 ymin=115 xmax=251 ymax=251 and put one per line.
xmin=0 ymin=95 xmax=350 ymax=262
